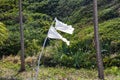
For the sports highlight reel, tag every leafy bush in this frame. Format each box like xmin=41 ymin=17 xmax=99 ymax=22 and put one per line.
xmin=105 ymin=66 xmax=120 ymax=75
xmin=99 ymin=8 xmax=119 ymax=21
xmin=25 ymin=39 xmax=40 ymax=57
xmin=103 ymin=55 xmax=120 ymax=67
xmin=0 ymin=22 xmax=8 ymax=46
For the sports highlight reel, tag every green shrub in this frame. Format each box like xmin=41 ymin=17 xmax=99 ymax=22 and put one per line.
xmin=103 ymin=55 xmax=120 ymax=67
xmin=25 ymin=39 xmax=41 ymax=57
xmin=0 ymin=22 xmax=8 ymax=46
xmin=105 ymin=66 xmax=120 ymax=75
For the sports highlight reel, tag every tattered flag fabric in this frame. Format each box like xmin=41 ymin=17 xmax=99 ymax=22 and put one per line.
xmin=55 ymin=18 xmax=74 ymax=34
xmin=47 ymin=25 xmax=70 ymax=45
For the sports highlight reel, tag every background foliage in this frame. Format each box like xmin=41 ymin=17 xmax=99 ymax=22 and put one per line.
xmin=0 ymin=0 xmax=120 ymax=68
xmin=0 ymin=22 xmax=8 ymax=46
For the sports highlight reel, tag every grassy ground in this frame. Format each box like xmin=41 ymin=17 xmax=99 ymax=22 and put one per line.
xmin=0 ymin=56 xmax=120 ymax=80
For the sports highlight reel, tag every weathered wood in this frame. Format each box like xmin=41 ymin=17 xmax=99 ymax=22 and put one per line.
xmin=19 ymin=0 xmax=25 ymax=72
xmin=93 ymin=0 xmax=104 ymax=79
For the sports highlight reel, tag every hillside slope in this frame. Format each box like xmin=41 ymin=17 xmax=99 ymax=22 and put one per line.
xmin=0 ymin=0 xmax=120 ymax=68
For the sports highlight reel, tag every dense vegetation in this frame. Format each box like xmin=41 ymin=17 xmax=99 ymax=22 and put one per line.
xmin=1 ymin=58 xmax=120 ymax=80
xmin=0 ymin=0 xmax=120 ymax=68
xmin=0 ymin=22 xmax=8 ymax=46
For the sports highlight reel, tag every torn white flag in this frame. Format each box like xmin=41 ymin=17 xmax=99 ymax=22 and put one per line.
xmin=47 ymin=25 xmax=70 ymax=45
xmin=55 ymin=18 xmax=74 ymax=34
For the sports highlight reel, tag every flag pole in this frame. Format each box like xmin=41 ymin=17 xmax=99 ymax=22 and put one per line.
xmin=35 ymin=20 xmax=55 ymax=80
xmin=35 ymin=37 xmax=48 ymax=80
xmin=93 ymin=0 xmax=104 ymax=79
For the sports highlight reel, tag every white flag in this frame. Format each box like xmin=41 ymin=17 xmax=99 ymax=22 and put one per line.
xmin=47 ymin=26 xmax=70 ymax=45
xmin=55 ymin=18 xmax=74 ymax=34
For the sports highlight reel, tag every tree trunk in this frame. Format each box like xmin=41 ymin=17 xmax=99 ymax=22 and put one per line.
xmin=93 ymin=0 xmax=104 ymax=79
xmin=19 ymin=0 xmax=25 ymax=72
